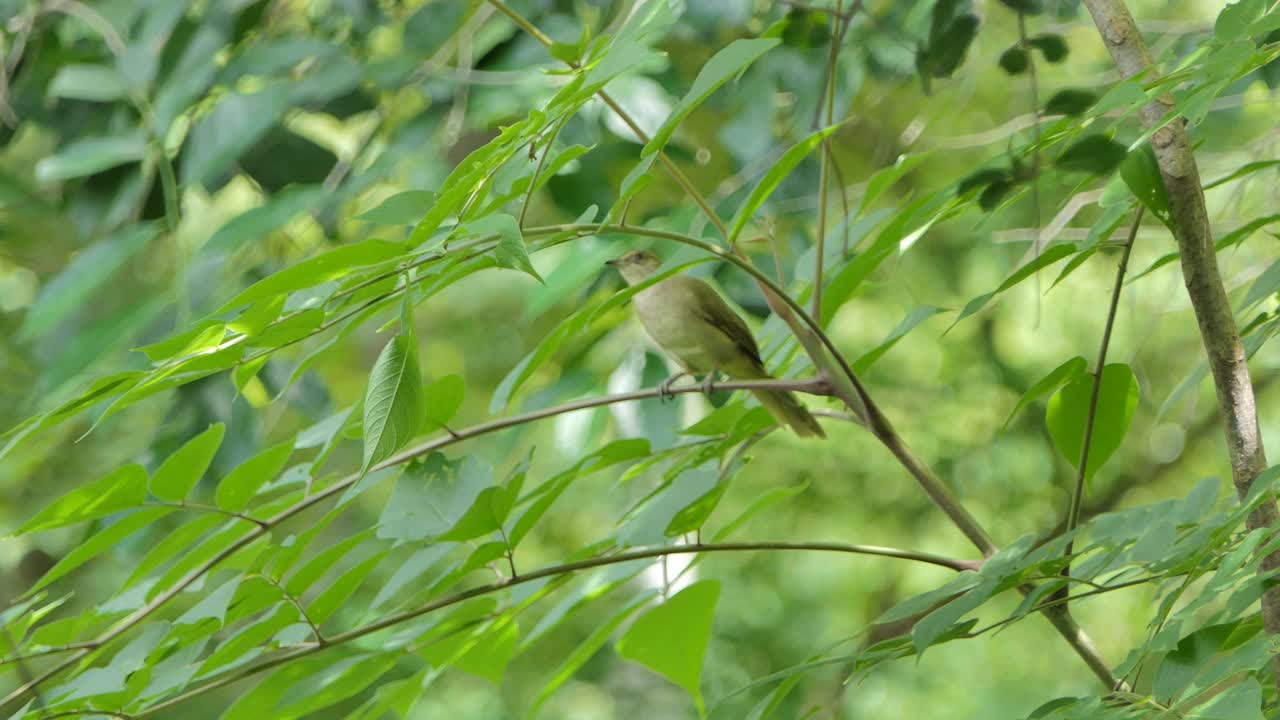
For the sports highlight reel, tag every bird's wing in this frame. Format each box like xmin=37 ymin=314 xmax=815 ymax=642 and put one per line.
xmin=687 ymin=278 xmax=764 ymax=368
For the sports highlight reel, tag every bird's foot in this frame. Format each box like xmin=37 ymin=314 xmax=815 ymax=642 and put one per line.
xmin=657 ymin=372 xmax=688 ymax=402
xmin=700 ymin=372 xmax=719 ymax=397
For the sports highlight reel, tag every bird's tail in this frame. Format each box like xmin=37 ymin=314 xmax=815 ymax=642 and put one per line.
xmin=751 ymin=388 xmax=826 ymax=438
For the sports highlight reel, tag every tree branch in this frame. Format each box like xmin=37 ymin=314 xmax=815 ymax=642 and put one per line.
xmin=130 ymin=541 xmax=978 ymax=718
xmin=1082 ymin=0 xmax=1280 ymax=691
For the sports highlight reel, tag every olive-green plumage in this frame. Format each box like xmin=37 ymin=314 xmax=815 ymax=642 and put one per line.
xmin=607 ymin=250 xmax=825 ymax=438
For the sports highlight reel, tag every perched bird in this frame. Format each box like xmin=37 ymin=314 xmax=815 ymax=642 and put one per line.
xmin=607 ymin=249 xmax=825 ymax=438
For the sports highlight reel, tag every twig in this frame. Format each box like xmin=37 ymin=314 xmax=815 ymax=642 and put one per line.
xmin=255 ymin=573 xmax=325 ymax=645
xmin=150 ymin=501 xmax=270 ymax=529
xmin=1064 ymin=207 xmax=1143 ymax=541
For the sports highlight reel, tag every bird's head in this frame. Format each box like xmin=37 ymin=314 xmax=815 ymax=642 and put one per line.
xmin=605 ymin=249 xmax=662 ymax=285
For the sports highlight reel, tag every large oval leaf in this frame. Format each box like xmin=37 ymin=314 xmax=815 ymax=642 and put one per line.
xmin=1046 ymin=362 xmax=1139 ymax=480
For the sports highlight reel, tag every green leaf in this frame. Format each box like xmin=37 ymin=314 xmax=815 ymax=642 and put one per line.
xmin=307 ymin=552 xmax=385 ymax=624
xmin=1044 ymin=89 xmax=1097 ymax=116
xmin=852 ymin=306 xmax=947 ymax=374
xmin=377 ymin=454 xmax=491 ymax=543
xmin=1003 ymin=356 xmax=1087 ymax=430
xmin=998 ymin=47 xmax=1029 ymax=75
xmin=452 ymin=617 xmax=519 ymax=686
xmin=713 ymin=481 xmax=810 ymax=541
xmin=182 ymin=88 xmax=292 ymax=185
xmin=952 ymin=244 xmax=1077 ymax=325
xmin=151 ymin=424 xmax=226 ymax=502
xmin=17 ymin=464 xmax=149 ymax=534
xmin=361 ymin=328 xmax=426 ymax=474
xmin=204 ymin=185 xmax=327 ymax=255
xmin=217 ymin=239 xmax=406 ymax=313
xmin=1204 ymin=160 xmax=1280 ymax=190
xmin=1027 ymin=33 xmax=1067 ymax=62
xmin=469 ymin=213 xmax=542 ymax=282
xmin=246 ymin=307 xmax=324 ymax=347
xmin=531 ymin=594 xmax=652 ymax=714
xmin=1055 ymin=135 xmax=1128 ymax=175
xmin=284 ymin=528 xmax=375 ymax=597
xmin=26 ymin=508 xmax=172 ymax=593
xmin=35 ymin=131 xmax=149 ymax=183
xmin=216 ymin=440 xmax=294 ymax=511
xmin=1120 ymin=143 xmax=1171 ymax=227
xmin=357 ymin=190 xmax=438 ymax=225
xmin=48 ymin=64 xmax=127 ymax=102
xmin=780 ymin=8 xmax=831 ymax=48
xmin=136 ymin=322 xmax=226 ymax=363
xmin=423 ymin=373 xmax=465 ymax=429
xmin=1046 ymin=363 xmax=1140 ymax=480
xmin=17 ymin=224 xmax=158 ymax=342
xmin=728 ymin=121 xmax=847 ymax=245
xmin=616 ymin=580 xmax=720 ymax=714
xmin=912 ymin=578 xmax=998 ymax=656
xmin=1187 ymin=679 xmax=1264 ymax=720
xmin=1216 ymin=0 xmax=1265 ymax=41
xmin=642 ymin=38 xmax=780 ymax=160
xmin=920 ymin=1 xmax=979 ymax=79
xmin=437 ymin=458 xmax=524 ymax=543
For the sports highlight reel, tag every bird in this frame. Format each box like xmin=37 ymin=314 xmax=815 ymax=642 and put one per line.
xmin=606 ymin=249 xmax=825 ymax=438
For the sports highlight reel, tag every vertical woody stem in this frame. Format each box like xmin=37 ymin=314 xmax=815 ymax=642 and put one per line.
xmin=1082 ymin=0 xmax=1280 ymax=690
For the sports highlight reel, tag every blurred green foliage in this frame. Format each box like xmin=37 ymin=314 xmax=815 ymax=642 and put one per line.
xmin=1 ymin=0 xmax=1280 ymax=718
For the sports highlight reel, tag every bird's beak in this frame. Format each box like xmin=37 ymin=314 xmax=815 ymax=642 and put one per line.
xmin=604 ymin=259 xmax=619 ymax=267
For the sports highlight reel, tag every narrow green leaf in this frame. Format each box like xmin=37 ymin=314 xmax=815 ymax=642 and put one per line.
xmin=617 ymin=580 xmax=720 ymax=714
xmin=728 ymin=121 xmax=847 ymax=245
xmin=35 ymin=132 xmax=148 ymax=183
xmin=26 ymin=508 xmax=172 ymax=593
xmin=357 ymin=190 xmax=438 ymax=225
xmin=713 ymin=481 xmax=809 ymax=541
xmin=216 ymin=441 xmax=294 ymax=511
xmin=203 ymin=186 xmax=327 ymax=255
xmin=852 ymin=306 xmax=947 ymax=373
xmin=952 ymin=244 xmax=1077 ymax=326
xmin=48 ymin=64 xmax=127 ymax=102
xmin=1204 ymin=160 xmax=1280 ymax=190
xmin=531 ymin=594 xmax=652 ymax=715
xmin=361 ymin=328 xmax=426 ymax=474
xmin=217 ymin=239 xmax=407 ymax=313
xmin=642 ymin=39 xmax=780 ymax=159
xmin=1046 ymin=363 xmax=1140 ymax=480
xmin=1003 ymin=356 xmax=1087 ymax=429
xmin=307 ymin=552 xmax=385 ymax=624
xmin=151 ymin=424 xmax=226 ymax=502
xmin=17 ymin=224 xmax=158 ymax=342
xmin=17 ymin=465 xmax=149 ymax=534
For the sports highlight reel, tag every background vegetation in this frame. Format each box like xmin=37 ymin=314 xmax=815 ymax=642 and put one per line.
xmin=2 ymin=0 xmax=1280 ymax=718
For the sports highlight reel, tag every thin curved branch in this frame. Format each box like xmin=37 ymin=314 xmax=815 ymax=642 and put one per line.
xmin=130 ymin=540 xmax=977 ymax=718
xmin=0 ymin=377 xmax=832 ymax=713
